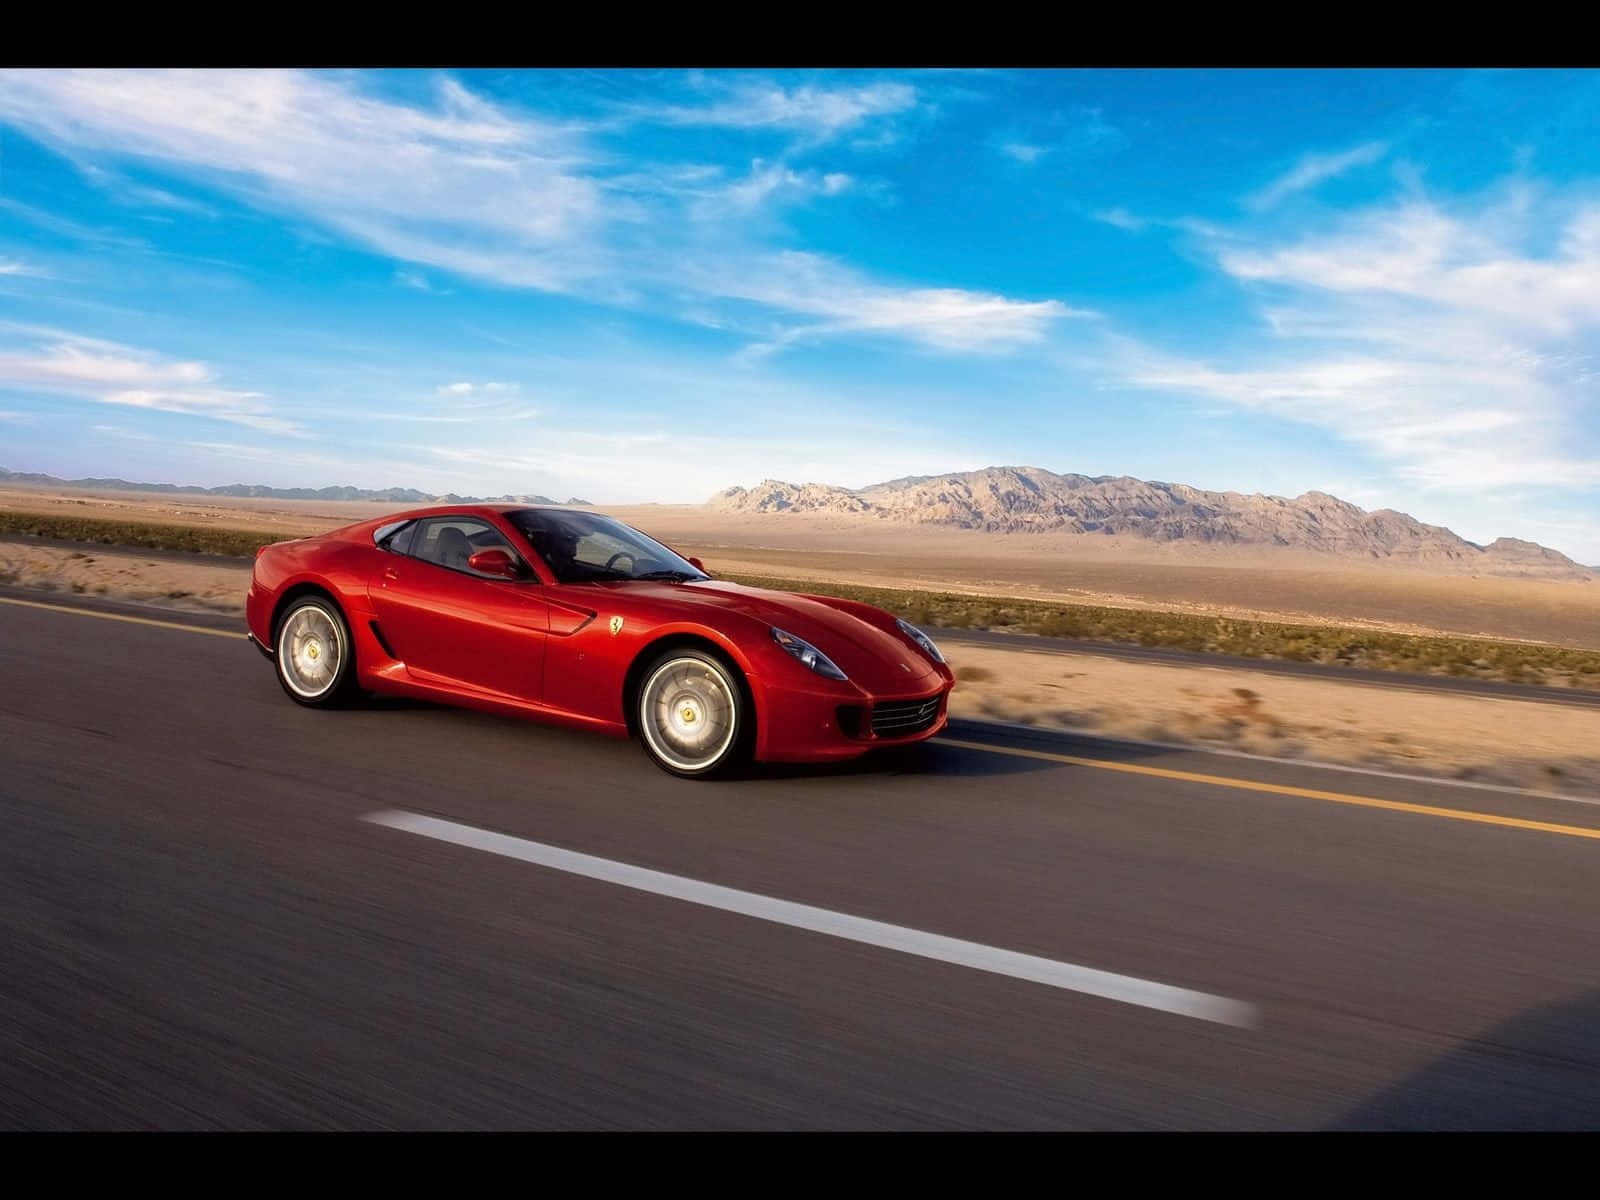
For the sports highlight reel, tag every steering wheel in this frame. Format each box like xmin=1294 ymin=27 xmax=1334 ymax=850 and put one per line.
xmin=603 ymin=551 xmax=636 ymax=574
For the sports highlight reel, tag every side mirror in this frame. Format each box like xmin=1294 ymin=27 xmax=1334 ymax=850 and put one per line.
xmin=468 ymin=549 xmax=522 ymax=580
xmin=688 ymin=557 xmax=705 ymax=572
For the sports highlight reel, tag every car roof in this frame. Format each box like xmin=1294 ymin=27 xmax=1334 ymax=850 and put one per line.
xmin=381 ymin=503 xmax=588 ymax=520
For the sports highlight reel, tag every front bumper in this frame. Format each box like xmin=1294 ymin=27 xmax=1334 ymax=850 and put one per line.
xmin=754 ymin=678 xmax=953 ymax=763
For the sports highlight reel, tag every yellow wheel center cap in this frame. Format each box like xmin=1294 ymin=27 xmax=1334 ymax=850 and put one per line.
xmin=308 ymin=642 xmax=319 ymax=660
xmin=682 ymin=706 xmax=697 ymax=723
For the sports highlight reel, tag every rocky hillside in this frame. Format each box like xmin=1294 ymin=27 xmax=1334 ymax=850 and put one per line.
xmin=710 ymin=466 xmax=1592 ymax=579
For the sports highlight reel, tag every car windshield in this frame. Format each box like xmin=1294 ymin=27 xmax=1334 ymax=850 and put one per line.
xmin=508 ymin=509 xmax=709 ymax=585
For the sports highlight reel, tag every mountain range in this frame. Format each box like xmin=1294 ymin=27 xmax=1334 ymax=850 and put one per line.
xmin=3 ymin=464 xmax=1589 ymax=579
xmin=710 ymin=466 xmax=1594 ymax=580
xmin=0 ymin=468 xmax=592 ymax=508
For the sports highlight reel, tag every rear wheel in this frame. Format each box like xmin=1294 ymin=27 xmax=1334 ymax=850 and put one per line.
xmin=274 ymin=596 xmax=359 ymax=707
xmin=636 ymin=649 xmax=750 ymax=779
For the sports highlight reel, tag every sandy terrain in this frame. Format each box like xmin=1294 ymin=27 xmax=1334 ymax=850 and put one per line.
xmin=0 ymin=539 xmax=249 ymax=614
xmin=3 ymin=537 xmax=1595 ymax=796
xmin=5 ymin=484 xmax=1599 ymax=649
xmin=942 ymin=645 xmax=1600 ymax=796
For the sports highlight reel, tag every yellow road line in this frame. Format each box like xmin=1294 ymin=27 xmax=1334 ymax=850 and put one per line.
xmin=934 ymin=737 xmax=1600 ymax=842
xmin=0 ymin=594 xmax=246 ymax=640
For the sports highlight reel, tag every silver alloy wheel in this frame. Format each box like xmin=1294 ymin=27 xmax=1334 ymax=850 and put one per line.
xmin=639 ymin=655 xmax=739 ymax=773
xmin=278 ymin=602 xmax=345 ymax=699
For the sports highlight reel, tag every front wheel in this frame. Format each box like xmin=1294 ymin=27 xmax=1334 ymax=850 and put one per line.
xmin=636 ymin=649 xmax=751 ymax=779
xmin=274 ymin=595 xmax=359 ymax=707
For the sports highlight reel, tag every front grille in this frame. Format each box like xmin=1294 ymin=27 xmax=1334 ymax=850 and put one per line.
xmin=870 ymin=695 xmax=942 ymax=738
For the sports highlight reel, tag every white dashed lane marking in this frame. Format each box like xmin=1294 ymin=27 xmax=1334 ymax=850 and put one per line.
xmin=362 ymin=808 xmax=1260 ymax=1028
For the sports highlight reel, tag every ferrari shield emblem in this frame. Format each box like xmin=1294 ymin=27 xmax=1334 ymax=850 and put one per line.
xmin=608 ymin=615 xmax=624 ymax=636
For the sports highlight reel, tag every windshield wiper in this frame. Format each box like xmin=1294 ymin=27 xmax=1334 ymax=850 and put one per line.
xmin=634 ymin=569 xmax=700 ymax=582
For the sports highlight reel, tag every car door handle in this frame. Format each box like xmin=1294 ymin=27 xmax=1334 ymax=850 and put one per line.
xmin=382 ymin=565 xmax=400 ymax=583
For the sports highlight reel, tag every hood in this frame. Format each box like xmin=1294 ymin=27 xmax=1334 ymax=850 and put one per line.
xmin=606 ymin=579 xmax=942 ymax=693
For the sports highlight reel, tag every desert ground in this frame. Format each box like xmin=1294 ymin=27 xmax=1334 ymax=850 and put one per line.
xmin=4 ymin=530 xmax=1598 ymax=796
xmin=5 ymin=484 xmax=1599 ymax=648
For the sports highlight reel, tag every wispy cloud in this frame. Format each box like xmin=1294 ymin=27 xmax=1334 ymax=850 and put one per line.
xmin=703 ymin=250 xmax=1091 ymax=357
xmin=0 ymin=327 xmax=301 ymax=435
xmin=0 ymin=69 xmax=1058 ymax=355
xmin=0 ymin=69 xmax=602 ymax=294
xmin=0 ymin=258 xmax=46 ymax=277
xmin=72 ymin=162 xmax=219 ymax=217
xmin=715 ymin=159 xmax=853 ymax=211
xmin=89 ymin=424 xmax=156 ymax=440
xmin=628 ymin=77 xmax=918 ymax=145
xmin=999 ymin=141 xmax=1045 ymax=164
xmin=1092 ymin=208 xmax=1233 ymax=239
xmin=1094 ymin=207 xmax=1147 ymax=232
xmin=435 ymin=381 xmax=518 ymax=397
xmin=1120 ymin=185 xmax=1600 ymax=496
xmin=996 ymin=107 xmax=1127 ymax=166
xmin=382 ymin=380 xmax=539 ymax=422
xmin=393 ymin=268 xmax=432 ymax=291
xmin=1247 ymin=140 xmax=1389 ymax=210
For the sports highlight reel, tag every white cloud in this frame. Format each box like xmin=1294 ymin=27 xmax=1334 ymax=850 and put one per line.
xmin=0 ymin=70 xmax=1060 ymax=355
xmin=997 ymin=108 xmax=1126 ymax=167
xmin=0 ymin=328 xmax=301 ymax=435
xmin=1000 ymin=141 xmax=1045 ymax=164
xmin=435 ymin=380 xmax=518 ymax=397
xmin=89 ymin=424 xmax=155 ymax=440
xmin=710 ymin=160 xmax=854 ymax=213
xmin=0 ymin=258 xmax=45 ymax=277
xmin=1221 ymin=200 xmax=1600 ymax=336
xmin=1094 ymin=207 xmax=1146 ymax=232
xmin=1247 ymin=140 xmax=1388 ymax=210
xmin=632 ymin=79 xmax=917 ymax=144
xmin=1119 ymin=187 xmax=1600 ymax=501
xmin=74 ymin=163 xmax=218 ymax=217
xmin=0 ymin=69 xmax=602 ymax=294
xmin=393 ymin=268 xmax=431 ymax=291
xmin=699 ymin=251 xmax=1090 ymax=356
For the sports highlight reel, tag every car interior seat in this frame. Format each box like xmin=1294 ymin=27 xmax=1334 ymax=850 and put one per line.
xmin=436 ymin=525 xmax=473 ymax=570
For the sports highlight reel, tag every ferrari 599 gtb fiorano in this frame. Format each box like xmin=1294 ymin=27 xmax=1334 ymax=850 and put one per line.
xmin=245 ymin=505 xmax=955 ymax=778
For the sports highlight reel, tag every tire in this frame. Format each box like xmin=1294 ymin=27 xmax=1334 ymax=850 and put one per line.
xmin=273 ymin=595 xmax=359 ymax=708
xmin=636 ymin=648 xmax=752 ymax=779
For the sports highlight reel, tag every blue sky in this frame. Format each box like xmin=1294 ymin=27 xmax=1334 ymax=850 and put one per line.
xmin=1 ymin=68 xmax=1597 ymax=560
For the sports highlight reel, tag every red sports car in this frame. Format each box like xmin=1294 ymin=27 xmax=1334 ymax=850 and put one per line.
xmin=245 ymin=505 xmax=954 ymax=777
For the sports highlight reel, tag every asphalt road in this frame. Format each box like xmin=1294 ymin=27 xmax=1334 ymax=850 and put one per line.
xmin=3 ymin=592 xmax=1600 ymax=1129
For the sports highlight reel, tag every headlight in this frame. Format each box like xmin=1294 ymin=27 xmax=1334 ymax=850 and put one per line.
xmin=771 ymin=627 xmax=848 ymax=680
xmin=896 ymin=617 xmax=945 ymax=664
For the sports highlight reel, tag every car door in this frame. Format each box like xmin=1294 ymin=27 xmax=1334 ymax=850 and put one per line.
xmin=369 ymin=516 xmax=549 ymax=702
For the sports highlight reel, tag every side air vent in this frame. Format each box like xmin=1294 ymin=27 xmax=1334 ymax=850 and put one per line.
xmin=368 ymin=620 xmax=396 ymax=658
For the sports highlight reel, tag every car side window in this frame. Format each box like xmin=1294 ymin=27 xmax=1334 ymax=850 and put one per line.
xmin=412 ymin=517 xmax=527 ymax=580
xmin=376 ymin=520 xmax=416 ymax=556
